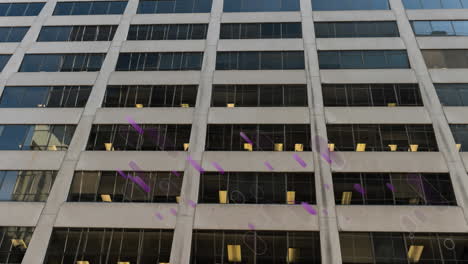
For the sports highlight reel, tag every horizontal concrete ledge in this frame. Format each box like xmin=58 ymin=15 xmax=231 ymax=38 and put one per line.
xmin=406 ymin=9 xmax=468 ymax=21
xmin=313 ymin=10 xmax=395 ymax=22
xmin=44 ymin=15 xmax=121 ymax=26
xmin=429 ymin=69 xmax=468 ymax=83
xmin=76 ymin=151 xmax=188 ymax=171
xmin=325 ymin=107 xmax=431 ymax=124
xmin=209 ymin=107 xmax=309 ymax=124
xmin=218 ymin=39 xmax=304 ymax=51
xmin=202 ymin=151 xmax=314 ymax=172
xmin=0 ymin=151 xmax=65 ymax=170
xmin=121 ymin=40 xmax=206 ymax=52
xmin=332 ymin=152 xmax=448 ymax=172
xmin=0 ymin=202 xmax=43 ymax=227
xmin=317 ymin=38 xmax=405 ymax=51
xmin=320 ymin=69 xmax=417 ymax=84
xmin=213 ymin=70 xmax=306 ymax=84
xmin=194 ymin=204 xmax=319 ymax=230
xmin=28 ymin=42 xmax=111 ymax=54
xmin=131 ymin=13 xmax=210 ymax=25
xmin=55 ymin=203 xmax=176 ymax=229
xmin=0 ymin=43 xmax=19 ymax=54
xmin=337 ymin=205 xmax=468 ymax=232
xmin=95 ymin=108 xmax=194 ymax=124
xmin=460 ymin=153 xmax=468 ymax=169
xmin=7 ymin=72 xmax=99 ymax=86
xmin=444 ymin=107 xmax=468 ymax=124
xmin=108 ymin=71 xmax=201 ymax=85
xmin=0 ymin=108 xmax=82 ymax=124
xmin=221 ymin=12 xmax=301 ymax=23
xmin=0 ymin=17 xmax=34 ymax=26
xmin=417 ymin=36 xmax=468 ymax=50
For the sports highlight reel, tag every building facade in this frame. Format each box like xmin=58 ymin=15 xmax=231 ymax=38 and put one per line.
xmin=0 ymin=0 xmax=468 ymax=262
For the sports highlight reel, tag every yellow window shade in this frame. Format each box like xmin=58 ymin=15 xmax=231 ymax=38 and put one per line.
xmin=227 ymin=244 xmax=242 ymax=262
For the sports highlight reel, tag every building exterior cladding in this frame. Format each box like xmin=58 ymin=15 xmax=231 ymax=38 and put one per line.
xmin=1 ymin=0 xmax=468 ymax=263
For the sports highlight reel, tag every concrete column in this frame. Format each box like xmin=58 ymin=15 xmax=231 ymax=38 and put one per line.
xmin=21 ymin=0 xmax=140 ymax=262
xmin=390 ymin=0 xmax=468 ymax=224
xmin=169 ymin=0 xmax=222 ymax=263
xmin=300 ymin=0 xmax=343 ymax=263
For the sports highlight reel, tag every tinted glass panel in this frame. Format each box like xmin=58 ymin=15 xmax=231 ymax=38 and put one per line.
xmin=318 ymin=50 xmax=410 ymax=69
xmin=0 ymin=86 xmax=91 ymax=108
xmin=422 ymin=49 xmax=468 ymax=68
xmin=127 ymin=24 xmax=208 ymax=40
xmin=224 ymin=0 xmax=300 ymax=12
xmin=0 ymin=27 xmax=29 ymax=42
xmin=38 ymin=25 xmax=117 ymax=41
xmin=312 ymin=0 xmax=389 ymax=10
xmin=435 ymin=83 xmax=468 ymax=106
xmin=19 ymin=54 xmax=105 ymax=72
xmin=220 ymin=23 xmax=302 ymax=39
xmin=315 ymin=22 xmax=399 ymax=38
xmin=0 ymin=125 xmax=75 ymax=150
xmin=216 ymin=51 xmax=304 ymax=70
xmin=0 ymin=55 xmax=11 ymax=71
xmin=0 ymin=2 xmax=44 ymax=16
xmin=115 ymin=52 xmax=203 ymax=71
xmin=53 ymin=1 xmax=127 ymax=15
xmin=137 ymin=0 xmax=212 ymax=13
xmin=403 ymin=0 xmax=468 ymax=9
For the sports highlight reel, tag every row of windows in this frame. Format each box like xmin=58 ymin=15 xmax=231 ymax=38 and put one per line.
xmin=211 ymin=84 xmax=308 ymax=107
xmin=115 ymin=52 xmax=203 ymax=71
xmin=53 ymin=1 xmax=127 ymax=15
xmin=38 ymin=25 xmax=118 ymax=42
xmin=223 ymin=0 xmax=300 ymax=12
xmin=103 ymin=85 xmax=198 ymax=108
xmin=0 ymin=171 xmax=56 ymax=202
xmin=0 ymin=2 xmax=44 ymax=16
xmin=19 ymin=54 xmax=105 ymax=72
xmin=206 ymin=124 xmax=312 ymax=151
xmin=412 ymin=21 xmax=468 ymax=36
xmin=220 ymin=23 xmax=302 ymax=39
xmin=436 ymin=83 xmax=468 ymax=106
xmin=86 ymin=124 xmax=191 ymax=151
xmin=0 ymin=55 xmax=11 ymax=72
xmin=312 ymin=0 xmax=389 ymax=10
xmin=137 ymin=0 xmax=212 ymax=14
xmin=0 ymin=27 xmax=29 ymax=42
xmin=450 ymin=125 xmax=468 ymax=152
xmin=0 ymin=125 xmax=75 ymax=151
xmin=403 ymin=0 xmax=468 ymax=9
xmin=327 ymin=124 xmax=438 ymax=151
xmin=69 ymin=171 xmax=182 ymax=203
xmin=0 ymin=86 xmax=91 ymax=108
xmin=322 ymin=83 xmax=423 ymax=107
xmin=422 ymin=49 xmax=468 ymax=69
xmin=127 ymin=24 xmax=208 ymax=40
xmin=318 ymin=50 xmax=410 ymax=69
xmin=315 ymin=21 xmax=399 ymax=38
xmin=0 ymin=227 xmax=34 ymax=263
xmin=216 ymin=51 xmax=305 ymax=70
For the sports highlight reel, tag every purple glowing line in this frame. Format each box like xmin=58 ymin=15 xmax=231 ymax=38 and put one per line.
xmin=292 ymin=154 xmax=307 ymax=168
xmin=155 ymin=212 xmax=163 ymax=220
xmin=170 ymin=208 xmax=177 ymax=216
xmin=248 ymin=223 xmax=256 ymax=230
xmin=171 ymin=170 xmax=181 ymax=177
xmin=132 ymin=176 xmax=151 ymax=193
xmin=301 ymin=202 xmax=317 ymax=215
xmin=187 ymin=156 xmax=205 ymax=173
xmin=323 ymin=184 xmax=330 ymax=190
xmin=188 ymin=200 xmax=197 ymax=208
xmin=386 ymin=183 xmax=395 ymax=192
xmin=126 ymin=116 xmax=144 ymax=134
xmin=353 ymin=184 xmax=365 ymax=195
xmin=117 ymin=169 xmax=130 ymax=179
xmin=240 ymin=132 xmax=253 ymax=145
xmin=321 ymin=152 xmax=332 ymax=164
xmin=264 ymin=161 xmax=274 ymax=171
xmin=211 ymin=162 xmax=225 ymax=174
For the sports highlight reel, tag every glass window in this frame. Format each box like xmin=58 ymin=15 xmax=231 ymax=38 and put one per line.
xmin=0 ymin=27 xmax=29 ymax=42
xmin=115 ymin=52 xmax=203 ymax=71
xmin=453 ymin=21 xmax=468 ymax=35
xmin=312 ymin=0 xmax=389 ymax=10
xmin=137 ymin=0 xmax=212 ymax=13
xmin=423 ymin=49 xmax=468 ymax=68
xmin=431 ymin=21 xmax=455 ymax=35
xmin=53 ymin=1 xmax=127 ymax=15
xmin=318 ymin=50 xmax=409 ymax=69
xmin=0 ymin=55 xmax=11 ymax=71
xmin=19 ymin=54 xmax=105 ymax=72
xmin=224 ymin=0 xmax=300 ymax=12
xmin=215 ymin=51 xmax=304 ymax=70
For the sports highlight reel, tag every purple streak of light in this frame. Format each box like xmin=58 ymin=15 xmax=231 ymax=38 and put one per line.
xmin=188 ymin=200 xmax=197 ymax=208
xmin=240 ymin=132 xmax=253 ymax=145
xmin=211 ymin=161 xmax=225 ymax=174
xmin=248 ymin=223 xmax=255 ymax=230
xmin=126 ymin=116 xmax=144 ymax=134
xmin=117 ymin=169 xmax=130 ymax=179
xmin=132 ymin=176 xmax=151 ymax=193
xmin=171 ymin=170 xmax=181 ymax=177
xmin=353 ymin=183 xmax=365 ymax=195
xmin=386 ymin=182 xmax=395 ymax=192
xmin=264 ymin=161 xmax=274 ymax=171
xmin=292 ymin=154 xmax=307 ymax=168
xmin=170 ymin=208 xmax=177 ymax=216
xmin=321 ymin=152 xmax=332 ymax=164
xmin=187 ymin=156 xmax=205 ymax=173
xmin=301 ymin=202 xmax=317 ymax=215
xmin=155 ymin=212 xmax=163 ymax=220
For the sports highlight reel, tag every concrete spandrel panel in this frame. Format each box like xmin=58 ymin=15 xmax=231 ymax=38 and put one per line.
xmin=55 ymin=203 xmax=176 ymax=229
xmin=429 ymin=69 xmax=468 ymax=83
xmin=76 ymin=151 xmax=187 ymax=171
xmin=332 ymin=152 xmax=448 ymax=173
xmin=202 ymin=152 xmax=314 ymax=172
xmin=95 ymin=108 xmax=194 ymax=124
xmin=406 ymin=9 xmax=468 ymax=21
xmin=194 ymin=204 xmax=319 ymax=230
xmin=209 ymin=107 xmax=309 ymax=124
xmin=7 ymin=72 xmax=99 ymax=86
xmin=313 ymin=10 xmax=395 ymax=22
xmin=213 ymin=70 xmax=306 ymax=84
xmin=0 ymin=202 xmax=43 ymax=226
xmin=444 ymin=107 xmax=468 ymax=124
xmin=121 ymin=40 xmax=206 ymax=52
xmin=221 ymin=12 xmax=301 ymax=23
xmin=0 ymin=43 xmax=19 ymax=54
xmin=108 ymin=71 xmax=200 ymax=85
xmin=317 ymin=38 xmax=405 ymax=51
xmin=417 ymin=37 xmax=468 ymax=50
xmin=0 ymin=108 xmax=82 ymax=124
xmin=320 ymin=69 xmax=417 ymax=84
xmin=325 ymin=107 xmax=430 ymax=124
xmin=337 ymin=205 xmax=468 ymax=232
xmin=0 ymin=17 xmax=35 ymax=26
xmin=28 ymin=42 xmax=111 ymax=54
xmin=0 ymin=151 xmax=65 ymax=170
xmin=44 ymin=15 xmax=121 ymax=26
xmin=218 ymin=39 xmax=304 ymax=52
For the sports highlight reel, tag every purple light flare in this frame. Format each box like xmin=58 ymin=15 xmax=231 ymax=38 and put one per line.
xmin=385 ymin=182 xmax=395 ymax=192
xmin=126 ymin=116 xmax=144 ymax=134
xmin=188 ymin=200 xmax=197 ymax=208
xmin=171 ymin=170 xmax=181 ymax=177
xmin=301 ymin=202 xmax=317 ymax=215
xmin=170 ymin=208 xmax=177 ymax=216
xmin=353 ymin=184 xmax=365 ymax=195
xmin=240 ymin=132 xmax=253 ymax=145
xmin=248 ymin=223 xmax=256 ymax=230
xmin=211 ymin=161 xmax=225 ymax=174
xmin=292 ymin=154 xmax=307 ymax=168
xmin=264 ymin=161 xmax=274 ymax=171
xmin=187 ymin=156 xmax=205 ymax=173
xmin=155 ymin=212 xmax=164 ymax=220
xmin=117 ymin=169 xmax=130 ymax=179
